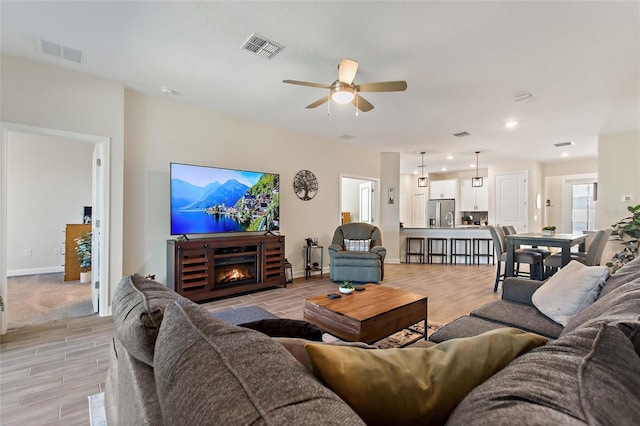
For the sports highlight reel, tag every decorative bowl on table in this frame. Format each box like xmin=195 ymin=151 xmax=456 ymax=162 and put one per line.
xmin=339 ymin=282 xmax=355 ymax=294
xmin=542 ymin=226 xmax=556 ymax=236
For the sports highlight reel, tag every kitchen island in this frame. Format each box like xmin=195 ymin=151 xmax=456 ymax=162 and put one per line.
xmin=400 ymin=226 xmax=494 ymax=264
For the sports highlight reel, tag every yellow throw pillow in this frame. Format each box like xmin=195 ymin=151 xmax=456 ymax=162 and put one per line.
xmin=305 ymin=327 xmax=548 ymax=426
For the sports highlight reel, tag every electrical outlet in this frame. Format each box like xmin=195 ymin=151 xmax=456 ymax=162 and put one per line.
xmin=54 ymin=248 xmax=62 ymax=255
xmin=24 ymin=249 xmax=32 ymax=256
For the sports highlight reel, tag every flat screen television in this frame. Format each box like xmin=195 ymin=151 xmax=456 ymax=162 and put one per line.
xmin=170 ymin=162 xmax=279 ymax=236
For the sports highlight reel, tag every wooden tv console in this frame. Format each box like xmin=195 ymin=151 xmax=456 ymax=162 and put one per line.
xmin=167 ymin=234 xmax=286 ymax=302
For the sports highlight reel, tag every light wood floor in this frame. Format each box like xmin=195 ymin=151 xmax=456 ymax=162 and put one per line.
xmin=0 ymin=262 xmax=500 ymax=425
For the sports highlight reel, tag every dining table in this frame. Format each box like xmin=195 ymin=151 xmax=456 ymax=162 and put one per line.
xmin=505 ymin=232 xmax=587 ymax=278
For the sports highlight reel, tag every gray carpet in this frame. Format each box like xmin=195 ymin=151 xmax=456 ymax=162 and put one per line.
xmin=88 ymin=392 xmax=106 ymax=426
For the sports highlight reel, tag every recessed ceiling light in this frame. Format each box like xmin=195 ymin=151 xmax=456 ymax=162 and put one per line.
xmin=561 ymin=152 xmax=569 ymax=157
xmin=160 ymin=86 xmax=178 ymax=95
xmin=441 ymin=167 xmax=447 ymax=171
xmin=446 ymin=155 xmax=454 ymax=160
xmin=505 ymin=121 xmax=519 ymax=128
xmin=470 ymin=164 xmax=475 ymax=168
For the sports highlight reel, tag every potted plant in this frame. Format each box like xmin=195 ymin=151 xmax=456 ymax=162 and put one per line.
xmin=75 ymin=231 xmax=92 ymax=284
xmin=607 ymin=204 xmax=640 ymax=273
xmin=462 ymin=216 xmax=472 ymax=225
xmin=542 ymin=225 xmax=556 ymax=236
xmin=339 ymin=281 xmax=355 ymax=294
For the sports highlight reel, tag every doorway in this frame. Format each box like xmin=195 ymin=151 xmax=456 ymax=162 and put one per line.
xmin=340 ymin=175 xmax=379 ymax=225
xmin=0 ymin=123 xmax=110 ymax=333
xmin=563 ymin=178 xmax=597 ymax=234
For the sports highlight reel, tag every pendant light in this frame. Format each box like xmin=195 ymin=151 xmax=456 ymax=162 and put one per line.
xmin=417 ymin=152 xmax=428 ymax=187
xmin=471 ymin=151 xmax=483 ymax=187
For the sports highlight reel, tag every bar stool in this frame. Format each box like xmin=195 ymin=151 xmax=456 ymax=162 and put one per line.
xmin=450 ymin=237 xmax=472 ymax=264
xmin=473 ymin=238 xmax=495 ymax=265
xmin=405 ymin=237 xmax=425 ymax=264
xmin=427 ymin=237 xmax=448 ymax=264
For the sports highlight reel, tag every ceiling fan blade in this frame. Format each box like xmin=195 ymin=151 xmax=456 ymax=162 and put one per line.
xmin=356 ymin=81 xmax=408 ymax=92
xmin=306 ymin=96 xmax=329 ymax=109
xmin=353 ymin=94 xmax=374 ymax=112
xmin=338 ymin=58 xmax=358 ymax=84
xmin=283 ymin=79 xmax=331 ymax=89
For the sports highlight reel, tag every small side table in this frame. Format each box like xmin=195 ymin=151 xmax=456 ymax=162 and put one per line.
xmin=305 ymin=245 xmax=324 ymax=279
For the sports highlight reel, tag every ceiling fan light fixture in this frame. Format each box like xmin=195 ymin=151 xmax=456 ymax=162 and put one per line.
xmin=331 ymin=85 xmax=355 ymax=104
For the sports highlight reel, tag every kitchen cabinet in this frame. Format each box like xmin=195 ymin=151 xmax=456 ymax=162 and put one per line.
xmin=430 ymin=179 xmax=457 ymax=199
xmin=459 ymin=179 xmax=489 ymax=211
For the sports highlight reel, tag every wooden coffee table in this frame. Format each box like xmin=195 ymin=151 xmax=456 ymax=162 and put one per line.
xmin=303 ymin=284 xmax=428 ymax=344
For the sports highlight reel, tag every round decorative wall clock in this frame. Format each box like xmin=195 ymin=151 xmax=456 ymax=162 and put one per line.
xmin=293 ymin=170 xmax=318 ymax=201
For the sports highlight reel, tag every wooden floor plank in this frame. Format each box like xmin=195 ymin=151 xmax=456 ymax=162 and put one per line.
xmin=0 ymin=263 xmax=502 ymax=424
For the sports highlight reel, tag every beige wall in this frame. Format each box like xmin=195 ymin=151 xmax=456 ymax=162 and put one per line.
xmin=7 ymin=133 xmax=93 ymax=274
xmin=597 ymin=130 xmax=640 ymax=228
xmin=381 ymin=152 xmax=400 ymax=263
xmin=1 ymin=54 xmax=125 ymax=318
xmin=123 ymin=90 xmax=383 ymax=282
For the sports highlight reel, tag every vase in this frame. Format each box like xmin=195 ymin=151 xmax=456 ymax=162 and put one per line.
xmin=80 ymin=271 xmax=92 ymax=284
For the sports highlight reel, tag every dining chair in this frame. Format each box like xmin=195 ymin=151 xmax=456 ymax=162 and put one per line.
xmin=501 ymin=225 xmax=551 ymax=262
xmin=544 ymin=228 xmax=612 ymax=275
xmin=489 ymin=226 xmax=543 ymax=292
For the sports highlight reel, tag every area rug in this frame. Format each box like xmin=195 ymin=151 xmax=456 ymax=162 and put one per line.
xmin=88 ymin=392 xmax=106 ymax=426
xmin=322 ymin=321 xmax=442 ymax=348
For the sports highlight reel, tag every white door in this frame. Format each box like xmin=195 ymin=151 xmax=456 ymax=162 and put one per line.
xmin=359 ymin=182 xmax=372 ymax=223
xmin=90 ymin=145 xmax=100 ymax=313
xmin=413 ymin=193 xmax=426 ymax=227
xmin=495 ymin=172 xmax=527 ymax=231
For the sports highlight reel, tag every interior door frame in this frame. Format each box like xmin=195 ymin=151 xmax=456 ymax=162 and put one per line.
xmin=0 ymin=122 xmax=110 ymax=334
xmin=340 ymin=174 xmax=380 ymax=226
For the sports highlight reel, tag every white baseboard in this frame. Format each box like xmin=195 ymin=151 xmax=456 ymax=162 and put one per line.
xmin=7 ymin=266 xmax=64 ymax=277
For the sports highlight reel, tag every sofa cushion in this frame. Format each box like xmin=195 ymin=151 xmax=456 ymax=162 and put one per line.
xmin=561 ymin=280 xmax=640 ymax=336
xmin=600 ymin=256 xmax=640 ymax=297
xmin=344 ymin=238 xmax=371 ymax=252
xmin=446 ymin=321 xmax=640 ymax=425
xmin=240 ymin=318 xmax=324 ymax=341
xmin=111 ymin=274 xmax=182 ymax=366
xmin=154 ymin=299 xmax=365 ymax=425
xmin=428 ymin=315 xmax=511 ymax=343
xmin=532 ymin=260 xmax=609 ymax=326
xmin=471 ymin=300 xmax=564 ymax=338
xmin=305 ymin=328 xmax=547 ymax=426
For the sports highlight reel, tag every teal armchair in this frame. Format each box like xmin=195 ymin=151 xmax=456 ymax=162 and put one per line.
xmin=328 ymin=223 xmax=386 ymax=283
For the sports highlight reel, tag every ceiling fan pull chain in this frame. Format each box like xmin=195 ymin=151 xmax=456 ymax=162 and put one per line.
xmin=327 ymin=94 xmax=331 ymax=115
xmin=355 ymin=94 xmax=359 ymax=116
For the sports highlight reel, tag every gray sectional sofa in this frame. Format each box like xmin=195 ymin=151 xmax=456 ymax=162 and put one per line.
xmin=433 ymin=256 xmax=640 ymax=424
xmin=105 ymin=256 xmax=640 ymax=425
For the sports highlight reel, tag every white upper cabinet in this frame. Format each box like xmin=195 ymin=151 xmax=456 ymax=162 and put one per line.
xmin=459 ymin=179 xmax=488 ymax=211
xmin=429 ymin=179 xmax=457 ymax=199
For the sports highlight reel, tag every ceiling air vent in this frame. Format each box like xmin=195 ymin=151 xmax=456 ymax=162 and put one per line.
xmin=453 ymin=131 xmax=471 ymax=138
xmin=338 ymin=134 xmax=355 ymax=140
xmin=554 ymin=141 xmax=575 ymax=147
xmin=241 ymin=33 xmax=283 ymax=59
xmin=37 ymin=38 xmax=84 ymax=64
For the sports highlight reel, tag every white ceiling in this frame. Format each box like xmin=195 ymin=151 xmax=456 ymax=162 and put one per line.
xmin=2 ymin=1 xmax=638 ymax=174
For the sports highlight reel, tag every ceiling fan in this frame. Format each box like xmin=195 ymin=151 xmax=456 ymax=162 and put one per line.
xmin=283 ymin=58 xmax=407 ymax=112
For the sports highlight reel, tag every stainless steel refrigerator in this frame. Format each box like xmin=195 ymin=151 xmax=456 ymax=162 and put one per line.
xmin=427 ymin=198 xmax=456 ymax=227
